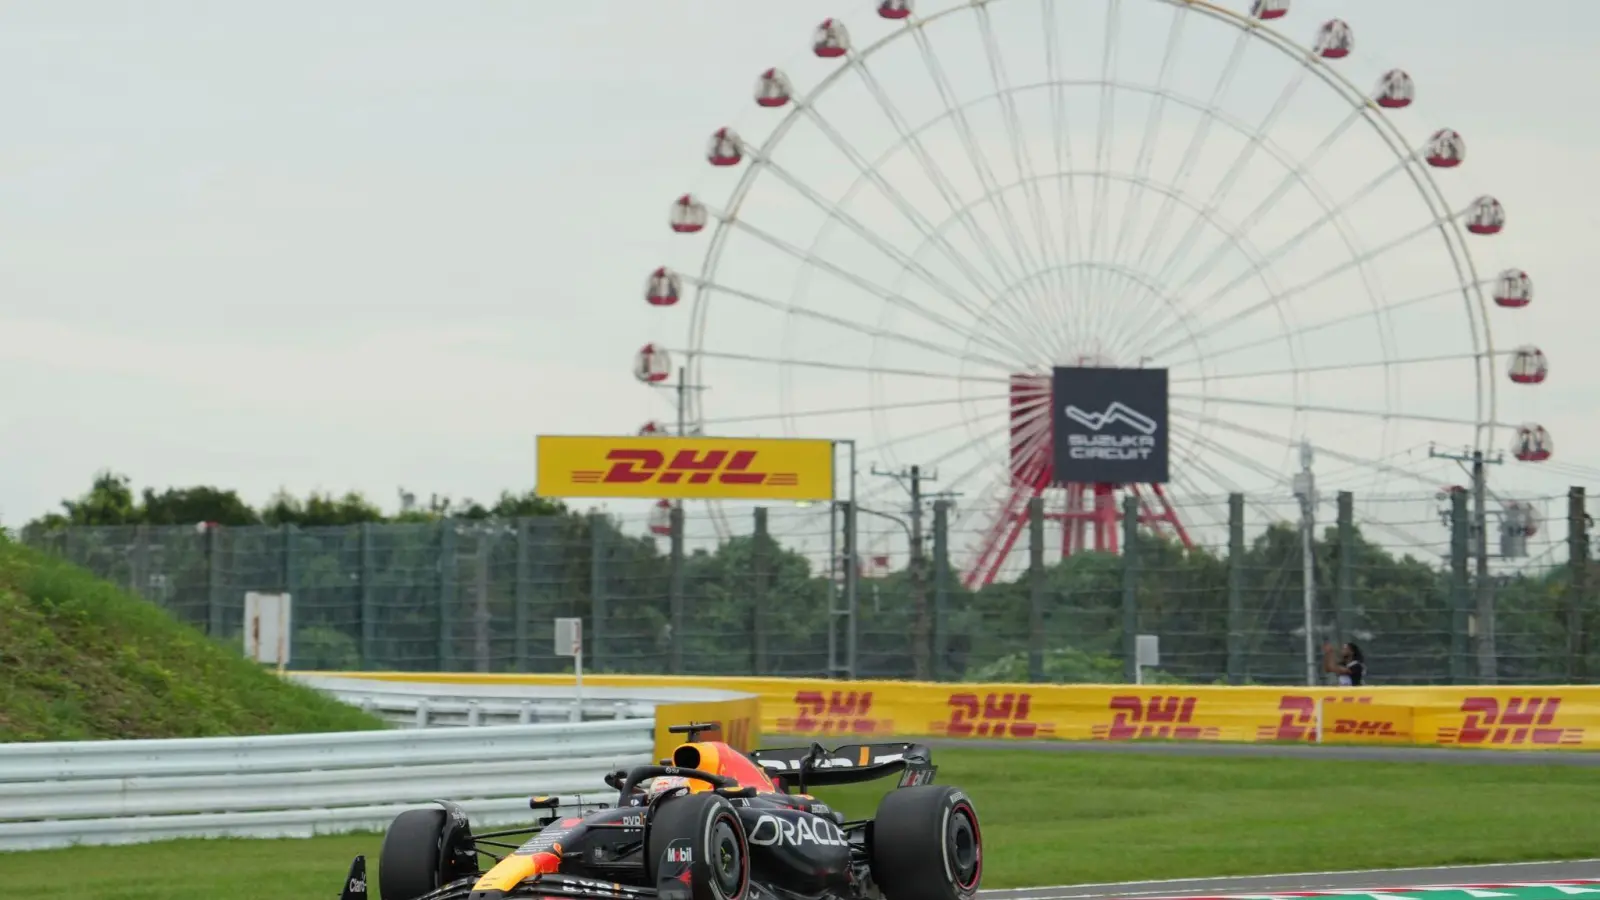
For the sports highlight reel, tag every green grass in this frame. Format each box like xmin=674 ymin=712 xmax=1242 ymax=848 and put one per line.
xmin=0 ymin=535 xmax=384 ymax=741
xmin=2 ymin=749 xmax=1594 ymax=899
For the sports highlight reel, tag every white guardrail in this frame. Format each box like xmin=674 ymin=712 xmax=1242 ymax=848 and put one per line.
xmin=291 ymin=674 xmax=749 ymax=730
xmin=0 ymin=677 xmax=755 ymax=852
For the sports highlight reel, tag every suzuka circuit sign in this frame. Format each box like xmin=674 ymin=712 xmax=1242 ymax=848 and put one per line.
xmin=1051 ymin=366 xmax=1170 ymax=484
xmin=536 ymin=435 xmax=835 ymax=501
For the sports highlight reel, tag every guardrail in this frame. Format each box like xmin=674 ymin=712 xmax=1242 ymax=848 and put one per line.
xmin=0 ymin=718 xmax=652 ymax=852
xmin=292 ymin=674 xmax=753 ymax=730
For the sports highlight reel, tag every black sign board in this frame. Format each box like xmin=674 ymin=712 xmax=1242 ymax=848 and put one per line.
xmin=1050 ymin=367 xmax=1169 ymax=484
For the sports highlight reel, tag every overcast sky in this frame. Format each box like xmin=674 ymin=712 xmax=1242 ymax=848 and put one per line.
xmin=2 ymin=0 xmax=1596 ymax=570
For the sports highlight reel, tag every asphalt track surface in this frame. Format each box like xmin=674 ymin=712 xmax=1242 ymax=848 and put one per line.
xmin=923 ymin=738 xmax=1600 ymax=767
xmin=977 ymin=860 xmax=1600 ymax=900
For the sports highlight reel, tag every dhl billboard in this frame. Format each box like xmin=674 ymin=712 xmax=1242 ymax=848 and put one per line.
xmin=536 ymin=435 xmax=834 ymax=501
xmin=303 ymin=670 xmax=1600 ymax=753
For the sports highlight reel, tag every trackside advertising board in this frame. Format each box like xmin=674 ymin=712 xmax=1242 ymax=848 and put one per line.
xmin=302 ymin=672 xmax=1600 ymax=752
xmin=652 ymin=696 xmax=762 ymax=760
xmin=1051 ymin=366 xmax=1170 ymax=483
xmin=536 ymin=435 xmax=835 ymax=501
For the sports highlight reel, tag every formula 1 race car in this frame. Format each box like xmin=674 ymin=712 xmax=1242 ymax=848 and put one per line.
xmin=334 ymin=723 xmax=981 ymax=900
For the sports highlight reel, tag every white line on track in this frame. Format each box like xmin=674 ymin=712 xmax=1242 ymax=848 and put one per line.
xmin=977 ymin=859 xmax=1600 ymax=900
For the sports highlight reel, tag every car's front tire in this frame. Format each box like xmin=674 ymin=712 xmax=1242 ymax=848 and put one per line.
xmin=646 ymin=793 xmax=751 ymax=900
xmin=869 ymin=785 xmax=983 ymax=900
xmin=378 ymin=808 xmax=449 ymax=900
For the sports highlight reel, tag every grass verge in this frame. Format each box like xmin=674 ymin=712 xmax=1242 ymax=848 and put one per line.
xmin=0 ymin=535 xmax=384 ymax=741
xmin=1 ymin=748 xmax=1594 ymax=899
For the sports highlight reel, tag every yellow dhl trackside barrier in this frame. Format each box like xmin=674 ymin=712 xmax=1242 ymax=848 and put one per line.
xmin=297 ymin=671 xmax=1600 ymax=751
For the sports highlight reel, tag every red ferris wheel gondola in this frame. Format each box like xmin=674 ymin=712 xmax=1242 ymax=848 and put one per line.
xmin=1507 ymin=345 xmax=1548 ymax=385
xmin=706 ymin=128 xmax=743 ymax=167
xmin=1375 ymin=69 xmax=1414 ymax=108
xmin=754 ymin=68 xmax=793 ymax=108
xmin=648 ymin=500 xmax=674 ymax=537
xmin=1250 ymin=0 xmax=1288 ymax=20
xmin=646 ymin=267 xmax=681 ymax=307
xmin=1465 ymin=195 xmax=1505 ymax=235
xmin=1494 ymin=268 xmax=1533 ymax=308
xmin=1512 ymin=424 xmax=1552 ymax=462
xmin=877 ymin=0 xmax=912 ymax=20
xmin=1314 ymin=19 xmax=1353 ymax=59
xmin=1425 ymin=128 xmax=1465 ymax=168
xmin=669 ymin=194 xmax=708 ymax=234
xmin=813 ymin=19 xmax=850 ymax=58
xmin=634 ymin=343 xmax=672 ymax=384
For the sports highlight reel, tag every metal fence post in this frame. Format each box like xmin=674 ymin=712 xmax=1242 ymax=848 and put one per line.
xmin=1121 ymin=495 xmax=1139 ymax=684
xmin=1569 ymin=487 xmax=1590 ymax=681
xmin=1449 ymin=489 xmax=1471 ymax=684
xmin=1027 ymin=496 xmax=1045 ymax=683
xmin=932 ymin=499 xmax=951 ymax=681
xmin=438 ymin=521 xmax=457 ymax=671
xmin=590 ymin=512 xmax=607 ymax=672
xmin=203 ymin=525 xmax=224 ymax=638
xmin=1335 ymin=491 xmax=1354 ymax=648
xmin=669 ymin=505 xmax=685 ymax=675
xmin=514 ymin=519 xmax=531 ymax=673
xmin=752 ymin=507 xmax=769 ymax=676
xmin=472 ymin=528 xmax=492 ymax=674
xmin=359 ymin=523 xmax=376 ymax=669
xmin=1226 ymin=493 xmax=1245 ymax=684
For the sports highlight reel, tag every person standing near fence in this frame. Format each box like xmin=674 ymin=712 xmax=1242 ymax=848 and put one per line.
xmin=1322 ymin=641 xmax=1366 ymax=686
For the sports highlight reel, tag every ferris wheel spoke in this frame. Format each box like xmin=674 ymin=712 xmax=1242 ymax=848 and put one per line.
xmin=696 ymin=393 xmax=1011 ymax=428
xmin=1098 ymin=4 xmax=1189 ymax=320
xmin=710 ymin=200 xmax=1042 ymax=364
xmin=900 ymin=29 xmax=1053 ymax=313
xmin=1082 ymin=0 xmax=1123 ymax=337
xmin=1154 ymin=279 xmax=1482 ymax=371
xmin=1141 ymin=213 xmax=1447 ymax=362
xmin=1169 ymin=408 xmax=1455 ymax=494
xmin=1173 ymin=391 xmax=1481 ymax=428
xmin=1118 ymin=29 xmax=1251 ymax=301
xmin=1162 ymin=108 xmax=1364 ymax=311
xmin=680 ymin=347 xmax=1011 ymax=385
xmin=1042 ymin=0 xmax=1086 ymax=334
xmin=689 ymin=273 xmax=1019 ymax=374
xmin=1169 ymin=350 xmax=1493 ymax=385
xmin=746 ymin=152 xmax=1045 ymax=364
xmin=1136 ymin=57 xmax=1316 ymax=312
xmin=973 ymin=2 xmax=1074 ymax=358
xmin=841 ymin=69 xmax=1056 ymax=334
xmin=1166 ymin=435 xmax=1289 ymax=528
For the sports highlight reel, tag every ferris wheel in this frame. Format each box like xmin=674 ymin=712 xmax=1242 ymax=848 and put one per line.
xmin=633 ymin=0 xmax=1550 ymax=585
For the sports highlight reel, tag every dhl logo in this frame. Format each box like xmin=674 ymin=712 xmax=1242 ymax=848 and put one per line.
xmin=1091 ymin=695 xmax=1221 ymax=741
xmin=1437 ymin=696 xmax=1582 ymax=746
xmin=933 ymin=692 xmax=1056 ymax=739
xmin=1256 ymin=695 xmax=1374 ymax=742
xmin=778 ymin=690 xmax=891 ymax=736
xmin=1330 ymin=718 xmax=1399 ymax=736
xmin=571 ymin=449 xmax=799 ymax=487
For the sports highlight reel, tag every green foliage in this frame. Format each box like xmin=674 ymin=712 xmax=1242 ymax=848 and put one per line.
xmin=18 ymin=471 xmax=1589 ymax=684
xmin=0 ymin=533 xmax=384 ymax=742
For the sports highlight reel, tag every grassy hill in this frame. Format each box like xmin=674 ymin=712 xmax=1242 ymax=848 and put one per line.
xmin=0 ymin=533 xmax=384 ymax=741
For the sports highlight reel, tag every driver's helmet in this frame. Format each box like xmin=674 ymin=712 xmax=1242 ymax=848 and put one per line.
xmin=647 ymin=775 xmax=709 ymax=799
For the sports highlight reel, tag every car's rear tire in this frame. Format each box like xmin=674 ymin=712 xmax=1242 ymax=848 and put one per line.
xmin=869 ymin=785 xmax=983 ymax=900
xmin=379 ymin=808 xmax=447 ymax=900
xmin=646 ymin=793 xmax=751 ymax=900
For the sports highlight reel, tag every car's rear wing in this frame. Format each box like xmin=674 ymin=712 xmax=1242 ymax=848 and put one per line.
xmin=749 ymin=741 xmax=937 ymax=793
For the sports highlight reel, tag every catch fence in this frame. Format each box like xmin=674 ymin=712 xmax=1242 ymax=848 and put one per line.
xmin=22 ymin=487 xmax=1596 ymax=686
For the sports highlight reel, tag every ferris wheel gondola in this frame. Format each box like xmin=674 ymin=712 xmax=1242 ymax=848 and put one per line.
xmin=634 ymin=0 xmax=1549 ymax=584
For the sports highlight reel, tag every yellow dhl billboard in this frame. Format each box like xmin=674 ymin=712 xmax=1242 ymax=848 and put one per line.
xmin=536 ymin=435 xmax=834 ymax=501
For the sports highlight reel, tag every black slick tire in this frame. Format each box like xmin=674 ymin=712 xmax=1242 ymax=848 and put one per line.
xmin=869 ymin=785 xmax=983 ymax=900
xmin=378 ymin=807 xmax=447 ymax=900
xmin=646 ymin=793 xmax=751 ymax=900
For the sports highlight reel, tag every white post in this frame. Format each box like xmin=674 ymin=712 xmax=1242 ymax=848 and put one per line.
xmin=555 ymin=618 xmax=584 ymax=723
xmin=1294 ymin=441 xmax=1317 ymax=687
xmin=1314 ymin=696 xmax=1325 ymax=744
